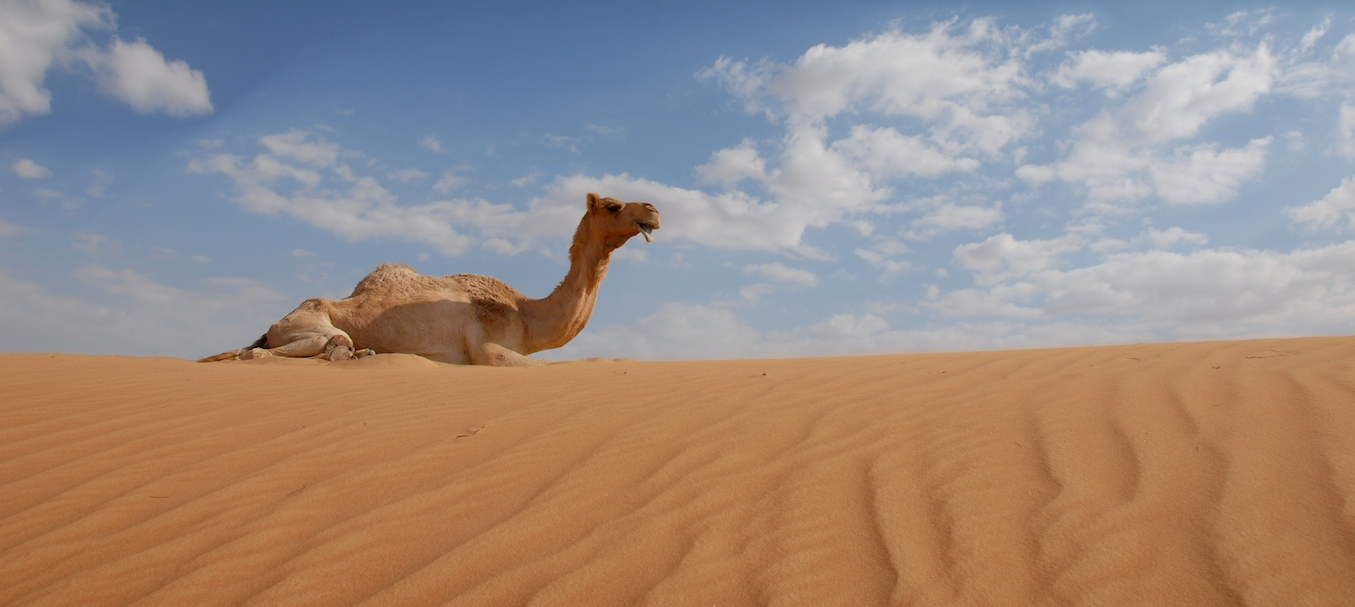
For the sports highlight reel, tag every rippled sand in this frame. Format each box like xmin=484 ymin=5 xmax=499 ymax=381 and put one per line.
xmin=3 ymin=337 xmax=1353 ymax=605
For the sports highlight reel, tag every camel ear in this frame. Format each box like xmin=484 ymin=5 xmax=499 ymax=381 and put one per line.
xmin=587 ymin=192 xmax=602 ymax=209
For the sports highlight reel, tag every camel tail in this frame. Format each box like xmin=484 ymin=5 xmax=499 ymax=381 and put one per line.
xmin=196 ymin=333 xmax=269 ymax=362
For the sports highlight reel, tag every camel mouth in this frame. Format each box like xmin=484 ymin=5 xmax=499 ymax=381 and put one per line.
xmin=636 ymin=222 xmax=656 ymax=243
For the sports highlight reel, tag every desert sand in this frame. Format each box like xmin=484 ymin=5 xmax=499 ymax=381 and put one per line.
xmin=2 ymin=336 xmax=1353 ymax=606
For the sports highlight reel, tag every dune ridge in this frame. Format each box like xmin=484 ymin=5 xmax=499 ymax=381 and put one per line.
xmin=2 ymin=337 xmax=1354 ymax=605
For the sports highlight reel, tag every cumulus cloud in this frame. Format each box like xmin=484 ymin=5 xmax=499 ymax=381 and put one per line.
xmin=0 ymin=0 xmax=210 ymax=125
xmin=1052 ymin=49 xmax=1167 ymax=93
xmin=1149 ymin=138 xmax=1271 ymax=204
xmin=81 ymin=37 xmax=212 ymax=117
xmin=706 ymin=18 xmax=1032 ymax=128
xmin=1289 ymin=175 xmax=1355 ymax=232
xmin=12 ymin=158 xmax=51 ymax=179
xmin=931 ymin=229 xmax=1355 ymax=341
xmin=1019 ymin=42 xmax=1278 ymax=208
xmin=832 ymin=125 xmax=980 ymax=178
xmin=954 ymin=232 xmax=1086 ymax=283
xmin=1037 ymin=244 xmax=1355 ymax=330
xmin=686 ymin=18 xmax=1068 ymax=253
xmin=0 ymin=0 xmax=110 ymax=124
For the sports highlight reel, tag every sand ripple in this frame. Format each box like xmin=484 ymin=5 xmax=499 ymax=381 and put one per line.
xmin=2 ymin=337 xmax=1354 ymax=605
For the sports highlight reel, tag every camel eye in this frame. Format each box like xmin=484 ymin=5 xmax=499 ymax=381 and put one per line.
xmin=607 ymin=204 xmax=622 ymax=214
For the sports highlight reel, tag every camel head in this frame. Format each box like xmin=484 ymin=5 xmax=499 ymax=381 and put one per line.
xmin=585 ymin=192 xmax=661 ymax=249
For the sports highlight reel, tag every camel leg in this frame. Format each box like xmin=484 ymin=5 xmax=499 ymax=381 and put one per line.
xmin=255 ymin=300 xmax=363 ymax=360
xmin=472 ymin=342 xmax=548 ymax=367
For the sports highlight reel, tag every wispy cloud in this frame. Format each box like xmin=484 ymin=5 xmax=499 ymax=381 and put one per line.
xmin=419 ymin=135 xmax=445 ymax=153
xmin=189 ymin=129 xmax=537 ymax=256
xmin=744 ymin=262 xmax=818 ymax=287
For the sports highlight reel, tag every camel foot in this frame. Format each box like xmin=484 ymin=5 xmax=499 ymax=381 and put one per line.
xmin=240 ymin=348 xmax=273 ymax=360
xmin=325 ymin=346 xmax=355 ymax=361
xmin=354 ymin=348 xmax=376 ymax=358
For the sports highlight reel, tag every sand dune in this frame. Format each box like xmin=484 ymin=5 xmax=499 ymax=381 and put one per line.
xmin=2 ymin=337 xmax=1354 ymax=605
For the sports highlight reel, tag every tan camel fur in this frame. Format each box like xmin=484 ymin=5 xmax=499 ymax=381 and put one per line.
xmin=199 ymin=193 xmax=660 ymax=366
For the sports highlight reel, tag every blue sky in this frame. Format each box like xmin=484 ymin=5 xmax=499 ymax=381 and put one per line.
xmin=2 ymin=0 xmax=1353 ymax=360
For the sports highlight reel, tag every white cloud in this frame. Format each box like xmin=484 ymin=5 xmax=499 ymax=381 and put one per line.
xmin=954 ymin=232 xmax=1085 ymax=283
xmin=190 ymin=130 xmax=493 ymax=256
xmin=12 ymin=158 xmax=51 ymax=179
xmin=386 ymin=167 xmax=428 ymax=182
xmin=1124 ymin=44 xmax=1275 ymax=143
xmin=1019 ymin=43 xmax=1278 ymax=208
xmin=832 ymin=125 xmax=979 ymax=178
xmin=510 ymin=169 xmax=541 ymax=188
xmin=81 ymin=36 xmax=212 ymax=117
xmin=1052 ymin=49 xmax=1167 ymax=93
xmin=259 ymin=129 xmax=340 ymax=166
xmin=1289 ymin=175 xmax=1355 ymax=232
xmin=0 ymin=0 xmax=111 ymax=124
xmin=854 ymin=241 xmax=914 ymax=280
xmin=531 ymin=173 xmax=797 ymax=250
xmin=433 ymin=170 xmax=466 ymax=193
xmin=811 ymin=313 xmax=889 ymax=339
xmin=420 ymin=135 xmax=445 ymax=153
xmin=695 ymin=138 xmax=766 ymax=187
xmin=715 ymin=18 xmax=1031 ymax=125
xmin=555 ymin=295 xmax=1240 ymax=361
xmin=585 ymin=123 xmax=624 ymax=139
xmin=1142 ymin=227 xmax=1209 ymax=249
xmin=739 ymin=283 xmax=775 ymax=304
xmin=1040 ymin=244 xmax=1355 ymax=328
xmin=0 ymin=0 xmax=211 ymax=123
xmin=693 ymin=17 xmax=1059 ymax=246
xmin=904 ymin=200 xmax=1004 ymax=240
xmin=1301 ymin=18 xmax=1331 ymax=54
xmin=1149 ymin=138 xmax=1271 ymax=205
xmin=86 ymin=167 xmax=113 ymax=197
xmin=936 ymin=236 xmax=1355 ymax=339
xmin=557 ymin=302 xmax=772 ymax=361
xmin=0 ymin=264 xmax=287 ymax=358
xmin=0 ymin=218 xmax=25 ymax=237
xmin=1340 ymin=103 xmax=1355 ymax=158
xmin=744 ymin=262 xmax=818 ymax=287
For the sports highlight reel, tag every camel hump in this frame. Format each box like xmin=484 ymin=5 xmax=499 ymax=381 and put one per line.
xmin=453 ymin=273 xmax=525 ymax=305
xmin=350 ymin=263 xmax=421 ymax=297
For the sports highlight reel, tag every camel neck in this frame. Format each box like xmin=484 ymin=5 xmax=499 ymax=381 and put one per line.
xmin=520 ymin=221 xmax=614 ymax=353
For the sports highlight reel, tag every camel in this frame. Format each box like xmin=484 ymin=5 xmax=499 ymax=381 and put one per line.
xmin=199 ymin=193 xmax=660 ymax=366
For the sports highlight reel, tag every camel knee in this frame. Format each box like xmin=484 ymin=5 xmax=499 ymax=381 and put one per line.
xmin=239 ymin=348 xmax=273 ymax=360
xmin=267 ymin=334 xmax=332 ymax=358
xmin=321 ymin=334 xmax=356 ymax=360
